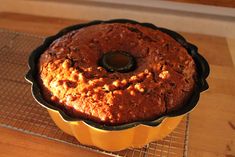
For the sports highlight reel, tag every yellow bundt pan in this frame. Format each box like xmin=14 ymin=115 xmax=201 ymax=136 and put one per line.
xmin=48 ymin=108 xmax=183 ymax=151
xmin=25 ymin=19 xmax=209 ymax=152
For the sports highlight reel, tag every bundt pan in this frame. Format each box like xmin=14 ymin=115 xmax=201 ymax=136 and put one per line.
xmin=25 ymin=19 xmax=209 ymax=151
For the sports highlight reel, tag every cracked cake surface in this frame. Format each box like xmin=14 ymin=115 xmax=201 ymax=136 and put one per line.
xmin=38 ymin=23 xmax=197 ymax=125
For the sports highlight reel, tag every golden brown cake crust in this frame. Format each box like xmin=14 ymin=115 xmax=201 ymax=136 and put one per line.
xmin=38 ymin=23 xmax=197 ymax=125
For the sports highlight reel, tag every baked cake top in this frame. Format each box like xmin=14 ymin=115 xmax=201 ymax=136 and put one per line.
xmin=38 ymin=23 xmax=197 ymax=125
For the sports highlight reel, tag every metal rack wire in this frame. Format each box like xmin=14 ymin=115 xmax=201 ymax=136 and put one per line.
xmin=0 ymin=29 xmax=189 ymax=157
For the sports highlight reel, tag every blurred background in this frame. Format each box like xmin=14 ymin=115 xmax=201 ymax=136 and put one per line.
xmin=0 ymin=0 xmax=235 ymax=37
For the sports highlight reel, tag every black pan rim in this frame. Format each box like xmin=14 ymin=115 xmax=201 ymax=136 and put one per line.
xmin=25 ymin=19 xmax=210 ymax=131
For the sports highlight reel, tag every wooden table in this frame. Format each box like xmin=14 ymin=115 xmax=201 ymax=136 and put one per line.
xmin=0 ymin=12 xmax=235 ymax=157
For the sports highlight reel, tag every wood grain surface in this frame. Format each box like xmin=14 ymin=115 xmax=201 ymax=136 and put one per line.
xmin=0 ymin=12 xmax=234 ymax=157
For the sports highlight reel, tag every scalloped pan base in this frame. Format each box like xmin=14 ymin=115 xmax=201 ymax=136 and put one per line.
xmin=48 ymin=109 xmax=183 ymax=151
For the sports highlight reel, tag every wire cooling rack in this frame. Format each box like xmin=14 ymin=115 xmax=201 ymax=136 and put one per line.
xmin=0 ymin=29 xmax=189 ymax=157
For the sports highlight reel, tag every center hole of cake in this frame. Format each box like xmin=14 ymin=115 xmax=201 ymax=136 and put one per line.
xmin=99 ymin=51 xmax=136 ymax=73
xmin=105 ymin=53 xmax=130 ymax=69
